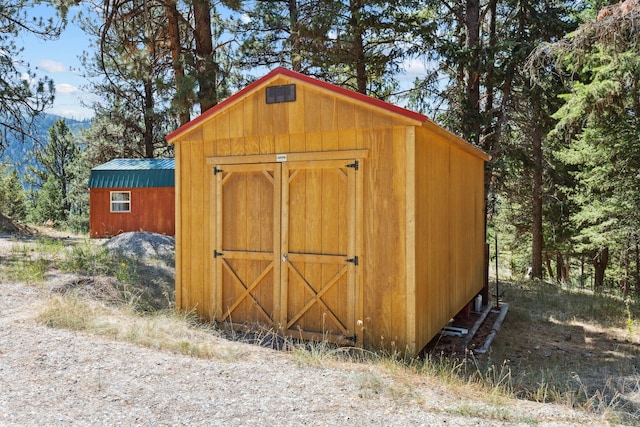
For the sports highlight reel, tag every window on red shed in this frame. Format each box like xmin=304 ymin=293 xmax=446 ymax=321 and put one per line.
xmin=110 ymin=191 xmax=131 ymax=212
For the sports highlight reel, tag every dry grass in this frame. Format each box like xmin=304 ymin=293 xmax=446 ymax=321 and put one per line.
xmin=284 ymin=280 xmax=640 ymax=423
xmin=4 ymin=233 xmax=639 ymax=424
xmin=32 ymin=279 xmax=638 ymax=424
xmin=488 ymin=280 xmax=640 ymax=424
xmin=36 ymin=294 xmax=246 ymax=362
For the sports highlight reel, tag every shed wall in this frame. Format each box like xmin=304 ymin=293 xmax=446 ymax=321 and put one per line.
xmin=89 ymin=187 xmax=175 ymax=238
xmin=413 ymin=126 xmax=486 ymax=351
xmin=171 ymin=73 xmax=488 ymax=354
xmin=173 ymin=77 xmax=414 ymax=349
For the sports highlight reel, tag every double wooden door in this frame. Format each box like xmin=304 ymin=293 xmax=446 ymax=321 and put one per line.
xmin=213 ymin=155 xmax=361 ymax=343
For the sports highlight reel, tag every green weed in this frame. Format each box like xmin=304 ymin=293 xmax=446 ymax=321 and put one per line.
xmin=3 ymin=245 xmax=51 ymax=283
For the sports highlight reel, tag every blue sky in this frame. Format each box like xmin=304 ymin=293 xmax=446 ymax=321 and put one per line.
xmin=18 ymin=5 xmax=95 ymax=120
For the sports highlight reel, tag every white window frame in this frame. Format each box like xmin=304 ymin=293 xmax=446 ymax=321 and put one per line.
xmin=110 ymin=191 xmax=131 ymax=213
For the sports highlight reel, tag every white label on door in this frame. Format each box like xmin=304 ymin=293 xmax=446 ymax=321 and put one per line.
xmin=276 ymin=154 xmax=287 ymax=162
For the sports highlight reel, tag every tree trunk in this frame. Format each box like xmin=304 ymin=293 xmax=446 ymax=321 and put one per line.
xmin=464 ymin=0 xmax=481 ymax=145
xmin=349 ymin=0 xmax=367 ymax=94
xmin=165 ymin=0 xmax=190 ymax=125
xmin=593 ymin=247 xmax=609 ymax=291
xmin=621 ymin=245 xmax=630 ymax=297
xmin=531 ymin=124 xmax=544 ymax=279
xmin=485 ymin=0 xmax=497 ymax=119
xmin=635 ymin=240 xmax=640 ymax=296
xmin=288 ymin=0 xmax=301 ymax=72
xmin=193 ymin=0 xmax=217 ymax=112
xmin=143 ymin=78 xmax=155 ymax=158
xmin=545 ymin=256 xmax=554 ymax=281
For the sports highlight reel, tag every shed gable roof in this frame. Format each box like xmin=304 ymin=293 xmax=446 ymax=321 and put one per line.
xmin=165 ymin=67 xmax=490 ymax=162
xmin=88 ymin=158 xmax=175 ymax=188
xmin=166 ymin=67 xmax=428 ymax=142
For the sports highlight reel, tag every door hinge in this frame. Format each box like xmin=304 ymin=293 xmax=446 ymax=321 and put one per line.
xmin=345 ymin=256 xmax=359 ymax=266
xmin=214 ymin=250 xmax=224 ymax=258
xmin=213 ymin=166 xmax=224 ymax=175
xmin=346 ymin=160 xmax=359 ymax=171
xmin=345 ymin=334 xmax=358 ymax=343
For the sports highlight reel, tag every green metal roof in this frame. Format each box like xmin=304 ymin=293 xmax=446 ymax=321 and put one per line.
xmin=88 ymin=158 xmax=175 ymax=188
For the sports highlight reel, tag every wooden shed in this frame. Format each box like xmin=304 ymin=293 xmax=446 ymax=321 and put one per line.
xmin=166 ymin=68 xmax=490 ymax=354
xmin=88 ymin=158 xmax=175 ymax=238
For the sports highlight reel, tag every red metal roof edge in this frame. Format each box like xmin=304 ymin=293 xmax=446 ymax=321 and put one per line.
xmin=165 ymin=67 xmax=428 ymax=142
xmin=276 ymin=68 xmax=429 ymax=123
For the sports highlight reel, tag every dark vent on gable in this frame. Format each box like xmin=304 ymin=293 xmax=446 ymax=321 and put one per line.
xmin=266 ymin=84 xmax=296 ymax=104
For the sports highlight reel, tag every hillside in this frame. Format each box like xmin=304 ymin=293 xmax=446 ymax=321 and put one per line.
xmin=1 ymin=113 xmax=91 ymax=177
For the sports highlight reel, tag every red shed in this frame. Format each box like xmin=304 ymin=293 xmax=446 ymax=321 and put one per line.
xmin=88 ymin=158 xmax=175 ymax=238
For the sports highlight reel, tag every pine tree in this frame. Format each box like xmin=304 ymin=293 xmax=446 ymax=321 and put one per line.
xmin=411 ymin=0 xmax=579 ymax=279
xmin=2 ymin=168 xmax=27 ymax=221
xmin=31 ymin=175 xmax=65 ymax=226
xmin=538 ymin=0 xmax=640 ymax=290
xmin=233 ymin=0 xmax=334 ymax=74
xmin=234 ymin=1 xmax=419 ymax=98
xmin=322 ymin=0 xmax=417 ymax=97
xmin=65 ymin=146 xmax=91 ymax=233
xmin=79 ymin=0 xmax=177 ymax=158
xmin=26 ymin=119 xmax=79 ymax=221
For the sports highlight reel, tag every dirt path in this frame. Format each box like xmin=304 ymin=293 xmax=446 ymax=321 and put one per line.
xmin=0 ymin=236 xmax=603 ymax=426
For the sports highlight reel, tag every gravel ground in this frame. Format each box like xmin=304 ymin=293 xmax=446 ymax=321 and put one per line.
xmin=0 ymin=234 xmax=606 ymax=426
xmin=102 ymin=232 xmax=175 ymax=261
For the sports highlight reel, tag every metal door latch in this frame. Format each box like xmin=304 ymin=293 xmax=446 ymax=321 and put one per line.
xmin=345 ymin=256 xmax=359 ymax=266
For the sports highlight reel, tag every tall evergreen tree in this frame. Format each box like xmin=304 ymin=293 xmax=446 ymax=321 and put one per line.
xmin=324 ymin=0 xmax=418 ymax=97
xmin=233 ymin=0 xmax=339 ymax=75
xmin=79 ymin=113 xmax=132 ymax=164
xmin=164 ymin=0 xmax=192 ymax=125
xmin=535 ymin=0 xmax=640 ymax=290
xmin=81 ymin=0 xmax=240 ymax=149
xmin=80 ymin=0 xmax=176 ymax=158
xmin=412 ymin=0 xmax=579 ymax=279
xmin=65 ymin=138 xmax=92 ymax=233
xmin=234 ymin=1 xmax=421 ymax=98
xmin=27 ymin=119 xmax=79 ymax=220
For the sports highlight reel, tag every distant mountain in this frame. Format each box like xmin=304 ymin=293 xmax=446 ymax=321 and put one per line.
xmin=1 ymin=113 xmax=91 ymax=178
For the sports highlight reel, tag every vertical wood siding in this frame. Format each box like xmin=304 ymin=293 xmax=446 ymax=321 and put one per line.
xmin=413 ymin=126 xmax=486 ymax=352
xmin=171 ymin=75 xmax=487 ymax=354
xmin=89 ymin=187 xmax=175 ymax=238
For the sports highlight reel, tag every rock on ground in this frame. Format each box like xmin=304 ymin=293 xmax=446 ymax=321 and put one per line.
xmin=102 ymin=232 xmax=175 ymax=261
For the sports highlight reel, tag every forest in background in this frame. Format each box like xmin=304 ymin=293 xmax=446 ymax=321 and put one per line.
xmin=0 ymin=0 xmax=639 ymax=299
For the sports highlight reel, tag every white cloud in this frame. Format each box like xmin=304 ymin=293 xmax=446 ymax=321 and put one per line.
xmin=403 ymin=59 xmax=427 ymax=77
xmin=20 ymin=72 xmax=34 ymax=84
xmin=240 ymin=13 xmax=251 ymax=24
xmin=50 ymin=107 xmax=94 ymax=120
xmin=39 ymin=59 xmax=67 ymax=73
xmin=56 ymin=83 xmax=80 ymax=95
